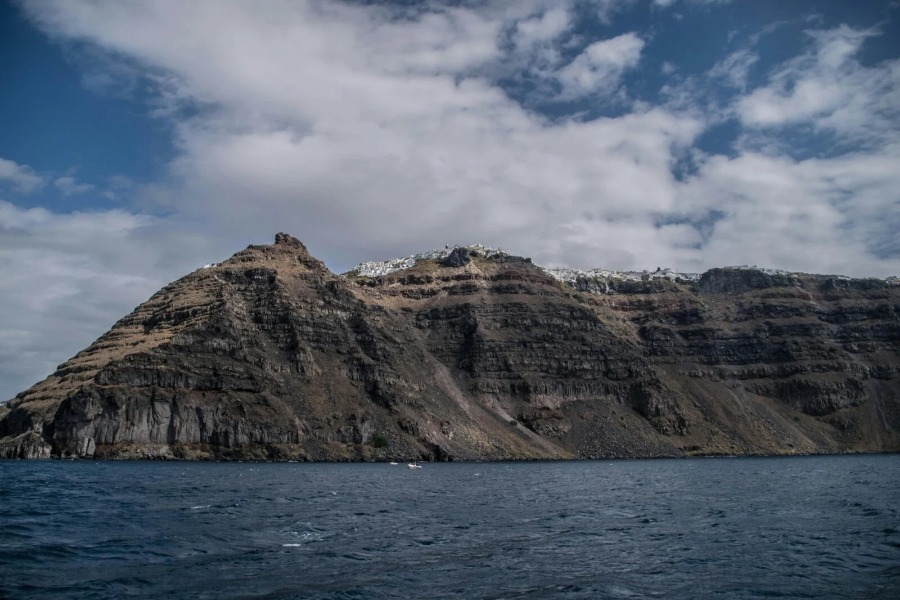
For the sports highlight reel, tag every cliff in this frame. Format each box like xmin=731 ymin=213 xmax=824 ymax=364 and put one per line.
xmin=1 ymin=233 xmax=898 ymax=461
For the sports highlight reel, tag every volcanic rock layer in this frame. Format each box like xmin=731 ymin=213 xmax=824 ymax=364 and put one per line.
xmin=1 ymin=233 xmax=898 ymax=461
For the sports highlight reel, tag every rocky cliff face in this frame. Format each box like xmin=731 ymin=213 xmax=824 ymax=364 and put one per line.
xmin=1 ymin=234 xmax=898 ymax=461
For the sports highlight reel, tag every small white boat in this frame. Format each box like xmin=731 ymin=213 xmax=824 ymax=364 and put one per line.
xmin=389 ymin=462 xmax=398 ymax=466
xmin=407 ymin=462 xmax=422 ymax=469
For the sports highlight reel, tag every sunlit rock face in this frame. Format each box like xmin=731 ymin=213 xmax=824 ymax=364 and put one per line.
xmin=1 ymin=234 xmax=898 ymax=461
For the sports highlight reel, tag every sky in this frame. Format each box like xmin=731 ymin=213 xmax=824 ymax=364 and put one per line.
xmin=1 ymin=0 xmax=899 ymax=402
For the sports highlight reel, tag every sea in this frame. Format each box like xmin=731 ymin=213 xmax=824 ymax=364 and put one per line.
xmin=1 ymin=455 xmax=898 ymax=600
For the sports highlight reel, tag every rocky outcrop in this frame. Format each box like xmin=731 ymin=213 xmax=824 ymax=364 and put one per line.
xmin=441 ymin=246 xmax=473 ymax=268
xmin=1 ymin=234 xmax=898 ymax=461
xmin=696 ymin=267 xmax=799 ymax=293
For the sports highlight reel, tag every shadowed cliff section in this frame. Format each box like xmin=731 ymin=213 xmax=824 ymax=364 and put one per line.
xmin=1 ymin=234 xmax=898 ymax=460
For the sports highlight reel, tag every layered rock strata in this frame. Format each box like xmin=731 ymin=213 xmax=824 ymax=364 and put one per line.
xmin=1 ymin=234 xmax=898 ymax=461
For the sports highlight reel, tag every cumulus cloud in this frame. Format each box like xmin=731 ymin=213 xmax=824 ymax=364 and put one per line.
xmin=0 ymin=157 xmax=44 ymax=193
xmin=0 ymin=201 xmax=156 ymax=400
xmin=54 ymin=176 xmax=94 ymax=196
xmin=513 ymin=7 xmax=571 ymax=47
xmin=588 ymin=0 xmax=641 ymax=25
xmin=737 ymin=26 xmax=898 ymax=142
xmin=18 ymin=1 xmax=685 ymax=266
xmin=673 ymin=148 xmax=900 ymax=275
xmin=557 ymin=33 xmax=645 ymax=97
xmin=0 ymin=199 xmax=235 ymax=401
xmin=12 ymin=2 xmax=900 ymax=275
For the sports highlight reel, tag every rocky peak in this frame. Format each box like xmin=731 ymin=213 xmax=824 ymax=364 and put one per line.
xmin=223 ymin=232 xmax=329 ymax=275
xmin=274 ymin=232 xmax=306 ymax=250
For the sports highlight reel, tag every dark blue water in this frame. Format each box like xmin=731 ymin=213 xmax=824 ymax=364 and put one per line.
xmin=1 ymin=456 xmax=898 ymax=599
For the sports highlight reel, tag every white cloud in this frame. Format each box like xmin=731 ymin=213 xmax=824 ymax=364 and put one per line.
xmin=12 ymin=3 xmax=900 ymax=278
xmin=708 ymin=48 xmax=758 ymax=91
xmin=740 ymin=79 xmax=840 ymax=127
xmin=18 ymin=1 xmax=683 ymax=262
xmin=736 ymin=25 xmax=898 ymax=142
xmin=557 ymin=33 xmax=645 ymax=97
xmin=673 ymin=146 xmax=900 ymax=275
xmin=0 ymin=199 xmax=236 ymax=401
xmin=0 ymin=157 xmax=44 ymax=193
xmin=54 ymin=176 xmax=94 ymax=196
xmin=588 ymin=0 xmax=641 ymax=25
xmin=514 ymin=7 xmax=570 ymax=47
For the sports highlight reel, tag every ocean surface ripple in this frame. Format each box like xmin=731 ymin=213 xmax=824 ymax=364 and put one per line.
xmin=1 ymin=455 xmax=898 ymax=599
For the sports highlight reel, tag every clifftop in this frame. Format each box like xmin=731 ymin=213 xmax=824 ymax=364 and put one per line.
xmin=1 ymin=233 xmax=898 ymax=461
xmin=346 ymin=240 xmax=898 ymax=294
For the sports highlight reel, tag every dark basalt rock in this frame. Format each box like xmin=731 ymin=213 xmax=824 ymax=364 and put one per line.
xmin=697 ymin=267 xmax=799 ymax=293
xmin=274 ymin=232 xmax=304 ymax=248
xmin=441 ymin=247 xmax=472 ymax=268
xmin=1 ymin=234 xmax=898 ymax=461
